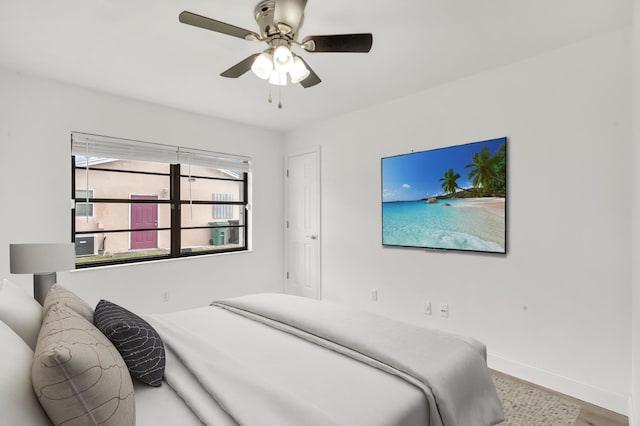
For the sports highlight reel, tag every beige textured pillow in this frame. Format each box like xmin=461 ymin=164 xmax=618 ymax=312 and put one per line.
xmin=32 ymin=303 xmax=135 ymax=425
xmin=42 ymin=283 xmax=94 ymax=323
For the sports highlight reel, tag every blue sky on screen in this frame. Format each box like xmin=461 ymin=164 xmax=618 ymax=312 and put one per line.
xmin=382 ymin=137 xmax=506 ymax=202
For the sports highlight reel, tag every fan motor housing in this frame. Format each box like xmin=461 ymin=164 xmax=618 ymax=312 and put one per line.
xmin=254 ymin=0 xmax=303 ymax=40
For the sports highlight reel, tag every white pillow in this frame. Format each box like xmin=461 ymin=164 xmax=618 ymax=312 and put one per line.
xmin=0 ymin=320 xmax=50 ymax=425
xmin=0 ymin=279 xmax=42 ymax=350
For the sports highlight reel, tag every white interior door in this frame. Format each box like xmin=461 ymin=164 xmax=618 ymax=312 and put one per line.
xmin=285 ymin=149 xmax=321 ymax=299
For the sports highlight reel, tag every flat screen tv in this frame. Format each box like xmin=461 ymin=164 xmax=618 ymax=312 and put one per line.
xmin=381 ymin=137 xmax=507 ymax=254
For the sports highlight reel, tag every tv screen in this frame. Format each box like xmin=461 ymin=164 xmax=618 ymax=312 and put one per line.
xmin=381 ymin=137 xmax=507 ymax=254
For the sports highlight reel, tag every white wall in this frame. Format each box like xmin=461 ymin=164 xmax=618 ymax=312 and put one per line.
xmin=632 ymin=0 xmax=640 ymax=423
xmin=286 ymin=29 xmax=632 ymax=414
xmin=0 ymin=69 xmax=285 ymax=313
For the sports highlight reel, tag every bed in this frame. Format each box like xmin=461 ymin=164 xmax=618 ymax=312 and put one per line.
xmin=0 ymin=279 xmax=504 ymax=426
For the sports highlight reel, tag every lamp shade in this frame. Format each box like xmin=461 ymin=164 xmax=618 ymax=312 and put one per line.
xmin=251 ymin=52 xmax=273 ymax=80
xmin=10 ymin=243 xmax=75 ymax=274
xmin=269 ymin=71 xmax=288 ymax=86
xmin=273 ymin=45 xmax=294 ymax=73
xmin=289 ymin=56 xmax=310 ymax=84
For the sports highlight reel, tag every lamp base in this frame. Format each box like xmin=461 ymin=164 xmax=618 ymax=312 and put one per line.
xmin=34 ymin=273 xmax=57 ymax=305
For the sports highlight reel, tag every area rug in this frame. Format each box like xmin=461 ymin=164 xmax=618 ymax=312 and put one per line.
xmin=492 ymin=373 xmax=581 ymax=426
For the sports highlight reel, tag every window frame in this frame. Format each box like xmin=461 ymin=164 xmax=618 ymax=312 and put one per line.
xmin=74 ymin=189 xmax=95 ymax=218
xmin=71 ymin=156 xmax=249 ymax=269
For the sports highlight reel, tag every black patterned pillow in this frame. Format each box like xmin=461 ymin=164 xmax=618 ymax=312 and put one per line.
xmin=94 ymin=299 xmax=165 ymax=387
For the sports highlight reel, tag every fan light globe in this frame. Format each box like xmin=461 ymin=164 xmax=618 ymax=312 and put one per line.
xmin=273 ymin=45 xmax=294 ymax=72
xmin=269 ymin=71 xmax=288 ymax=86
xmin=251 ymin=52 xmax=273 ymax=80
xmin=290 ymin=57 xmax=310 ymax=84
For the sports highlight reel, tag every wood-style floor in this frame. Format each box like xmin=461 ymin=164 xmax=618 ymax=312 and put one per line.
xmin=490 ymin=370 xmax=628 ymax=426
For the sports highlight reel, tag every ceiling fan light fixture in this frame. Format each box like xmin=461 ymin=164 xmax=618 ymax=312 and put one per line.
xmin=251 ymin=52 xmax=273 ymax=79
xmin=269 ymin=70 xmax=288 ymax=86
xmin=273 ymin=45 xmax=294 ymax=72
xmin=179 ymin=4 xmax=373 ymax=95
xmin=289 ymin=56 xmax=310 ymax=84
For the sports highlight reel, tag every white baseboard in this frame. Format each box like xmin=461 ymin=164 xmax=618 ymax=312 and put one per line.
xmin=488 ymin=352 xmax=629 ymax=416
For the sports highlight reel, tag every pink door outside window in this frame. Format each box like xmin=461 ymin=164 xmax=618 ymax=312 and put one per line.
xmin=130 ymin=195 xmax=158 ymax=250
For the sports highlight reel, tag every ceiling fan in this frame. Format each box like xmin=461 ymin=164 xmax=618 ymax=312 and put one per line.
xmin=179 ymin=0 xmax=373 ymax=96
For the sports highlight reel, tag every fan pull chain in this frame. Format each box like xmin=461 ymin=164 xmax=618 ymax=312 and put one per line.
xmin=266 ymin=82 xmax=283 ymax=108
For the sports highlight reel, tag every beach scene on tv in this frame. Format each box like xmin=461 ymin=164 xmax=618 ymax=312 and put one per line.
xmin=382 ymin=137 xmax=506 ymax=253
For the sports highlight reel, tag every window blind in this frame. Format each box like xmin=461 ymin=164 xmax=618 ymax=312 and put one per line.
xmin=71 ymin=132 xmax=251 ymax=173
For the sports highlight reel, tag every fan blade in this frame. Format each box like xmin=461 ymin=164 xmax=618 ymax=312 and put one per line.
xmin=179 ymin=11 xmax=260 ymax=41
xmin=273 ymin=0 xmax=307 ymax=35
xmin=302 ymin=33 xmax=373 ymax=53
xmin=298 ymin=57 xmax=321 ymax=88
xmin=221 ymin=53 xmax=260 ymax=78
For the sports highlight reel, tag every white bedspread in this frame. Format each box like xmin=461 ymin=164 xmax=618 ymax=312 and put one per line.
xmin=147 ymin=313 xmax=339 ymax=425
xmin=147 ymin=293 xmax=503 ymax=426
xmin=134 ymin=378 xmax=204 ymax=425
xmin=213 ymin=294 xmax=504 ymax=426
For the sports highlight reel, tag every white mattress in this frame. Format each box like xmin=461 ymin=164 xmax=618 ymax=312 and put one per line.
xmin=150 ymin=306 xmax=429 ymax=425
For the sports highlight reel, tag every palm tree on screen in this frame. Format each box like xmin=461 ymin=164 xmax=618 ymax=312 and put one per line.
xmin=439 ymin=168 xmax=461 ymax=195
xmin=465 ymin=147 xmax=504 ymax=190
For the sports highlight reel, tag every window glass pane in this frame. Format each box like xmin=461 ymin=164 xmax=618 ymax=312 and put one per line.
xmin=75 ymin=189 xmax=93 ymax=199
xmin=180 ymin=169 xmax=244 ymax=203
xmin=180 ymin=164 xmax=243 ymax=180
xmin=181 ymin=226 xmax=245 ymax=252
xmin=75 ymin=157 xmax=169 ymax=173
xmin=75 ymin=203 xmax=94 ymax=217
xmin=180 ymin=164 xmax=244 ymax=201
xmin=74 ymin=160 xmax=170 ymax=199
xmin=180 ymin=204 xmax=245 ymax=228
xmin=75 ymin=203 xmax=171 ymax=247
xmin=74 ymin=230 xmax=171 ymax=265
xmin=74 ymin=189 xmax=94 ymax=217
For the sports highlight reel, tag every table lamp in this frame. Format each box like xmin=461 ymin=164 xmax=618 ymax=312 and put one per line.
xmin=9 ymin=243 xmax=76 ymax=305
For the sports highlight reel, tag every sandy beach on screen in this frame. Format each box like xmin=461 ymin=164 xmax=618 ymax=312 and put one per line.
xmin=455 ymin=197 xmax=505 ymax=218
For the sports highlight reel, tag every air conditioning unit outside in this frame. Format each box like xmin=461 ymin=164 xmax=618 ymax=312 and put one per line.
xmin=75 ymin=235 xmax=96 ymax=257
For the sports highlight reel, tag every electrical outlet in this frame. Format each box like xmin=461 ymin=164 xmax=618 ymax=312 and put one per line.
xmin=371 ymin=290 xmax=378 ymax=301
xmin=440 ymin=303 xmax=449 ymax=318
xmin=161 ymin=290 xmax=170 ymax=302
xmin=423 ymin=301 xmax=432 ymax=315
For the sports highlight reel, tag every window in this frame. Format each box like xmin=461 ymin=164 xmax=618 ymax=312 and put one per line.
xmin=75 ymin=189 xmax=94 ymax=217
xmin=72 ymin=132 xmax=250 ymax=268
xmin=212 ymin=193 xmax=234 ymax=219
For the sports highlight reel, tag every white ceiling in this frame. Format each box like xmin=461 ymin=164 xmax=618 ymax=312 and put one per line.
xmin=0 ymin=0 xmax=632 ymax=132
